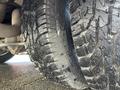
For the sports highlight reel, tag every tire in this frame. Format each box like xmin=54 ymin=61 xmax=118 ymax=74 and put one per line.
xmin=0 ymin=50 xmax=13 ymax=63
xmin=70 ymin=0 xmax=120 ymax=90
xmin=22 ymin=0 xmax=90 ymax=89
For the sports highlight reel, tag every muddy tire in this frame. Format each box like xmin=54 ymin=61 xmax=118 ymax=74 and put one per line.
xmin=70 ymin=0 xmax=120 ymax=90
xmin=22 ymin=0 xmax=90 ymax=89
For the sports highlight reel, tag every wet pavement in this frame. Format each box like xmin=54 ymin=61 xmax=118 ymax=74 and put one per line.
xmin=0 ymin=55 xmax=74 ymax=90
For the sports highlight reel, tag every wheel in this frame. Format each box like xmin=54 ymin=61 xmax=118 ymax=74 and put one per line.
xmin=0 ymin=49 xmax=13 ymax=63
xmin=70 ymin=0 xmax=120 ymax=90
xmin=22 ymin=0 xmax=90 ymax=89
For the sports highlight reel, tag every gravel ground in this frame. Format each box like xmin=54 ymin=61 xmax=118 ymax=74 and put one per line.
xmin=0 ymin=61 xmax=74 ymax=90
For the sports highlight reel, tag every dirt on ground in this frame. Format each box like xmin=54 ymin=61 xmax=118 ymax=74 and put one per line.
xmin=0 ymin=62 xmax=75 ymax=90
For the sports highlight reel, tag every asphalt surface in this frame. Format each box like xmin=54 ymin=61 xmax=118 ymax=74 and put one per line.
xmin=0 ymin=55 xmax=74 ymax=90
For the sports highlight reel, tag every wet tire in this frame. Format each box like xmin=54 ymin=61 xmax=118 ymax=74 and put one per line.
xmin=22 ymin=0 xmax=90 ymax=89
xmin=70 ymin=0 xmax=120 ymax=90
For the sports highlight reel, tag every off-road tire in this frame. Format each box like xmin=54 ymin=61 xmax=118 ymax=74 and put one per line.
xmin=70 ymin=0 xmax=120 ymax=90
xmin=0 ymin=51 xmax=13 ymax=63
xmin=22 ymin=0 xmax=90 ymax=89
